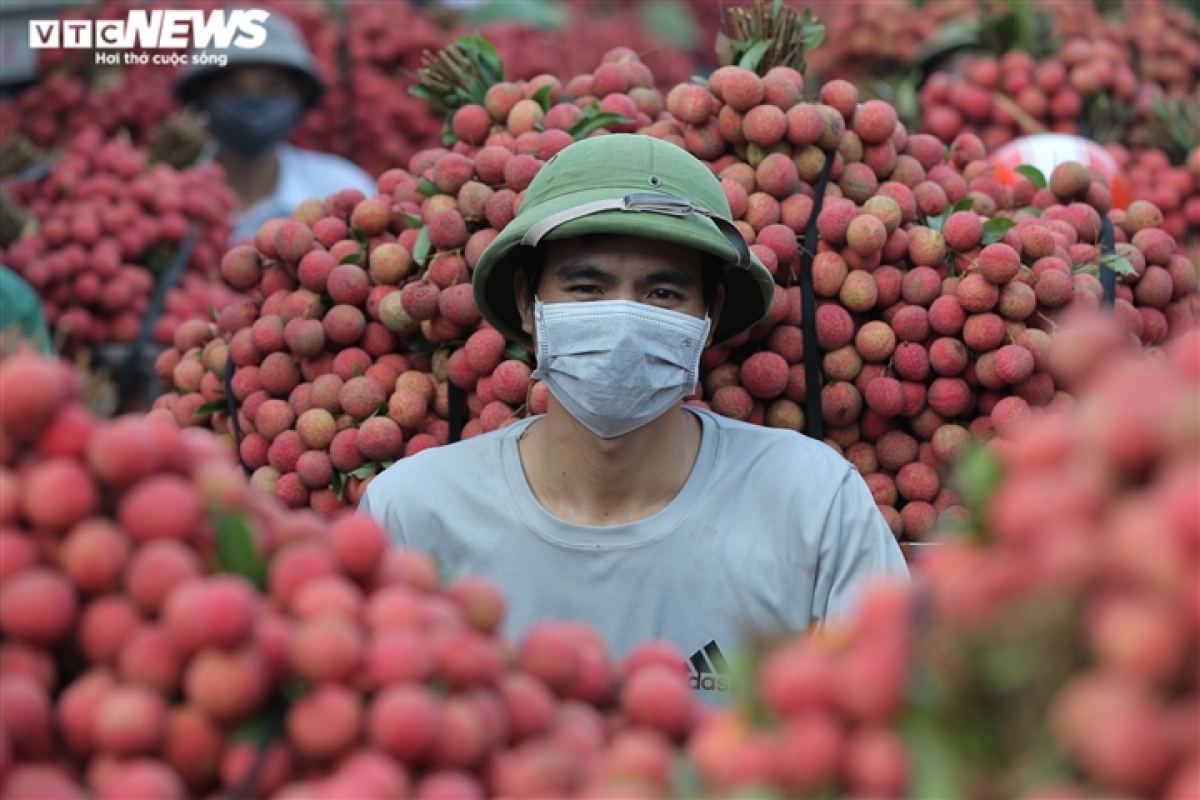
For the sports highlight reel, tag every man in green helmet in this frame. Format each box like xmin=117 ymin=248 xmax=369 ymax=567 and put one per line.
xmin=360 ymin=134 xmax=908 ymax=701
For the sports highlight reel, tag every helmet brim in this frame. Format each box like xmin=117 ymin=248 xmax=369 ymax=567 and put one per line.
xmin=472 ymin=186 xmax=776 ymax=348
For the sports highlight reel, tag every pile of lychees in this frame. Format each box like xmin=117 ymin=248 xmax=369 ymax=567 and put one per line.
xmin=153 ymin=37 xmax=1197 ymax=540
xmin=0 ymin=348 xmax=710 ymax=799
xmin=678 ymin=312 xmax=1200 ymax=799
xmin=2 ymin=126 xmax=238 ymax=352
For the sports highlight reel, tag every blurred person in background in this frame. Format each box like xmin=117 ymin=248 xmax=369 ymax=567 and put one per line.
xmin=173 ymin=11 xmax=375 ymax=244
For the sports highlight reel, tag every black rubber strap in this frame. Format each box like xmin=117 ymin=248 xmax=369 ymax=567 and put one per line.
xmin=799 ymin=150 xmax=836 ymax=441
xmin=223 ymin=356 xmax=251 ymax=478
xmin=1099 ymin=217 xmax=1117 ymax=308
xmin=116 ymin=223 xmax=200 ymax=409
xmin=447 ymin=379 xmax=466 ymax=443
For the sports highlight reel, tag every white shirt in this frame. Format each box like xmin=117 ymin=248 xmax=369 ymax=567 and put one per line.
xmin=360 ymin=407 xmax=909 ymax=704
xmin=231 ymin=143 xmax=377 ymax=244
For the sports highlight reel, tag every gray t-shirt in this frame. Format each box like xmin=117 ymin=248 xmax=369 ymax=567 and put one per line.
xmin=359 ymin=407 xmax=909 ymax=701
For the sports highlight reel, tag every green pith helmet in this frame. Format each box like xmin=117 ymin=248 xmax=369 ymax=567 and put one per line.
xmin=173 ymin=11 xmax=324 ymax=108
xmin=472 ymin=134 xmax=776 ymax=347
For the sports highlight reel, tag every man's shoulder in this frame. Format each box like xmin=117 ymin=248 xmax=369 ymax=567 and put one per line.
xmin=280 ymin=145 xmax=376 ymax=194
xmin=696 ymin=407 xmax=852 ymax=475
xmin=363 ymin=425 xmax=516 ymax=507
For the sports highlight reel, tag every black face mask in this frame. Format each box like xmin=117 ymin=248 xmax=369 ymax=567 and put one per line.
xmin=204 ymin=94 xmax=303 ymax=161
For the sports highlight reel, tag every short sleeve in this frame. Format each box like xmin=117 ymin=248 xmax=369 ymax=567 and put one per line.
xmin=811 ymin=468 xmax=910 ymax=624
xmin=357 ymin=480 xmax=408 ymax=548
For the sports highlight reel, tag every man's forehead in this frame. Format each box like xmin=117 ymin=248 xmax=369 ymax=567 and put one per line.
xmin=543 ymin=234 xmax=705 ymax=267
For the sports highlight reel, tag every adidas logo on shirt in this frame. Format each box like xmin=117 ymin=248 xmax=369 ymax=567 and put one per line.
xmin=686 ymin=640 xmax=739 ymax=691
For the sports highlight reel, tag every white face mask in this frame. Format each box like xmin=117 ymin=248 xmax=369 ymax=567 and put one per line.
xmin=530 ymin=298 xmax=711 ymax=439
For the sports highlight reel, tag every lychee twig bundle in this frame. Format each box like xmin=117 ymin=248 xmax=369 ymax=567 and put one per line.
xmin=412 ymin=34 xmax=508 ymax=118
xmin=720 ymin=0 xmax=825 ymax=76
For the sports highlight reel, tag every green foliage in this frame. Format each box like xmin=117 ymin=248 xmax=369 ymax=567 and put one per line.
xmin=213 ymin=512 xmax=267 ymax=590
xmin=567 ymin=103 xmax=633 ymax=141
xmin=981 ymin=217 xmax=1017 ymax=245
xmin=503 ymin=340 xmax=534 ymax=366
xmin=410 ymin=34 xmax=507 ymax=120
xmin=412 ymin=227 xmax=432 ymax=267
xmin=638 ymin=2 xmax=701 ymax=49
xmin=972 ymin=0 xmax=1058 ymax=59
xmin=194 ymin=399 xmax=227 ymax=418
xmin=466 ymin=0 xmax=567 ymax=29
xmin=1014 ymin=165 xmax=1047 ymax=189
xmin=717 ymin=1 xmax=824 ymax=76
xmin=530 ymin=83 xmax=556 ymax=113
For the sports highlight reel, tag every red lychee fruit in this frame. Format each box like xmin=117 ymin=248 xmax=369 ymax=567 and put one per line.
xmin=977 ymin=243 xmax=1021 ymax=284
xmin=942 ymin=211 xmax=983 ymax=251
xmin=722 ymin=69 xmax=766 ymax=112
xmin=853 ymin=100 xmax=898 ymax=145
xmin=818 ymin=80 xmax=859 ymax=119
xmin=1049 ymin=161 xmax=1091 ymax=200
xmin=340 ymin=376 xmax=387 ymax=420
xmin=740 ymin=352 xmax=789 ymax=399
xmin=666 ymin=83 xmax=714 ymax=126
xmin=452 ymin=105 xmax=492 ymax=145
xmin=274 ymin=221 xmax=314 ymax=265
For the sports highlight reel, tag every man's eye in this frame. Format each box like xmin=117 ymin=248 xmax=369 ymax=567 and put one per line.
xmin=649 ymin=289 xmax=682 ymax=300
xmin=569 ymin=285 xmax=601 ymax=294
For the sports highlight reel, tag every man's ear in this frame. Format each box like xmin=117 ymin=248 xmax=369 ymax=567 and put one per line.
xmin=513 ymin=270 xmax=534 ymax=337
xmin=705 ymin=283 xmax=726 ymax=348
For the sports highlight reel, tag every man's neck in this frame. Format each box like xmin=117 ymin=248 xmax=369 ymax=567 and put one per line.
xmin=218 ymin=147 xmax=281 ymax=213
xmin=517 ymin=399 xmax=703 ymax=527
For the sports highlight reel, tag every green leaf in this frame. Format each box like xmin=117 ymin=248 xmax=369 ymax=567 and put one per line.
xmin=531 ymin=83 xmax=556 ymax=112
xmin=332 ymin=471 xmax=347 ymax=501
xmin=231 ymin=712 xmax=276 ymax=743
xmin=195 ymin=399 xmax=227 ymax=417
xmin=981 ymin=217 xmax=1017 ymax=245
xmin=1099 ymin=253 xmax=1136 ymax=277
xmin=456 ymin=33 xmax=507 ymax=83
xmin=951 ymin=198 xmax=975 ymax=214
xmin=213 ymin=512 xmax=267 ymax=590
xmin=416 ymin=178 xmax=440 ymax=198
xmin=352 ymin=363 xmax=363 ymax=378
xmin=350 ymin=463 xmax=379 ymax=480
xmin=338 ymin=251 xmax=362 ymax=266
xmin=952 ymin=444 xmax=1005 ymax=516
xmin=503 ymin=340 xmax=533 ymax=366
xmin=412 ymin=227 xmax=432 ymax=267
xmin=902 ymin=710 xmax=968 ymax=800
xmin=1019 ymin=205 xmax=1044 ymax=217
xmin=1015 ymin=164 xmax=1047 ymax=189
xmin=401 ymin=212 xmax=423 ymax=230
xmin=800 ymin=11 xmax=826 ymax=51
xmin=737 ymin=39 xmax=774 ymax=73
xmin=209 ymin=305 xmax=219 ymax=321
xmin=690 ymin=75 xmax=709 ymax=88
xmin=467 ymin=0 xmax=566 ymax=32
xmin=638 ymin=1 xmax=700 ymax=49
xmin=351 ymin=227 xmax=370 ymax=247
xmin=568 ymin=112 xmax=632 ymax=140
